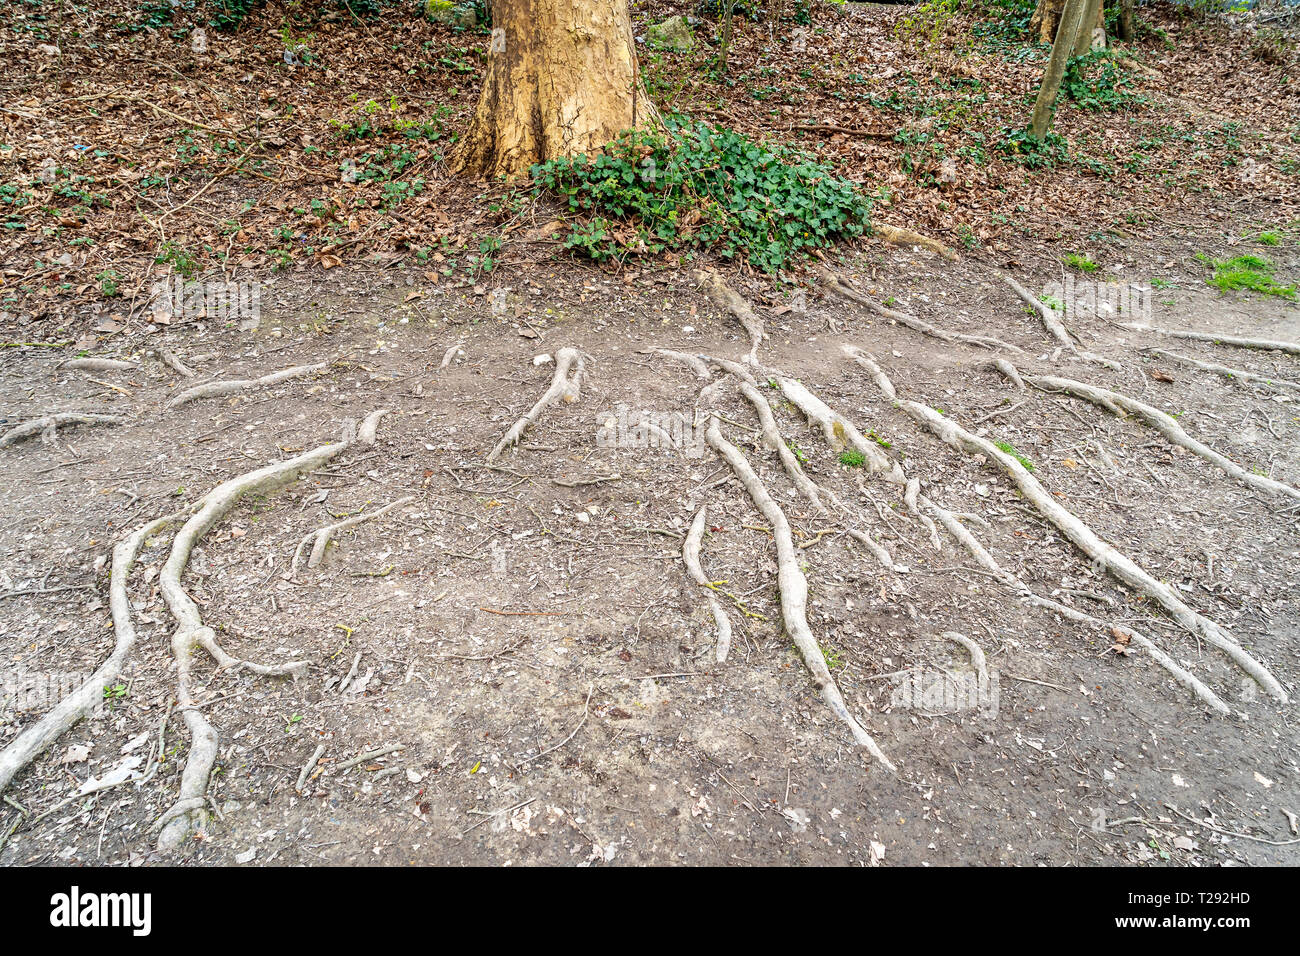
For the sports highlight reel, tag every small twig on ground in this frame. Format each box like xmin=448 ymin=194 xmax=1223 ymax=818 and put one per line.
xmin=519 ymin=685 xmax=594 ymax=766
xmin=333 ymin=745 xmax=405 ymax=774
xmin=295 ymin=744 xmax=326 ymax=794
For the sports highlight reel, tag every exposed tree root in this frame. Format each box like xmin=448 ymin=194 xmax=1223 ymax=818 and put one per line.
xmin=158 ymin=347 xmax=195 ymax=378
xmin=646 ymin=347 xmax=711 ymax=380
xmin=737 ymin=380 xmax=902 ymax=573
xmin=439 ymin=341 xmax=466 ymax=370
xmin=874 ymin=223 xmax=959 ymax=261
xmin=142 ymin=410 xmax=384 ymax=850
xmin=942 ymin=631 xmax=988 ymax=684
xmin=1122 ymin=324 xmax=1300 ymax=356
xmin=993 ymin=360 xmax=1300 ymax=503
xmin=486 ymin=346 xmax=585 ymax=462
xmin=846 ymin=345 xmax=1287 ymax=703
xmin=1002 ymin=273 xmax=1118 ymax=369
xmin=291 ymin=495 xmax=415 ymax=577
xmin=165 ymin=362 xmax=329 ymax=409
xmin=683 ymin=506 xmax=733 ymax=663
xmin=696 ymin=270 xmax=765 ymax=363
xmin=0 ymin=511 xmax=185 ymax=798
xmin=704 ymin=415 xmax=896 ymax=770
xmin=0 ymin=412 xmax=125 ymax=448
xmin=774 ymin=377 xmax=906 ymax=484
xmin=818 ymin=266 xmax=1022 ymax=352
xmin=60 ymin=357 xmax=138 ymax=372
xmin=1143 ymin=348 xmax=1300 ymax=394
xmin=663 ymin=349 xmax=906 ymax=573
xmin=922 ymin=496 xmax=1229 ymax=713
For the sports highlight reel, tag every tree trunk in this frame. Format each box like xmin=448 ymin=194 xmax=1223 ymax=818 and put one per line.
xmin=451 ymin=0 xmax=660 ymax=180
xmin=1029 ymin=0 xmax=1066 ymax=44
xmin=1028 ymin=0 xmax=1088 ymax=139
xmin=1072 ymin=0 xmax=1105 ymax=55
xmin=1117 ymin=0 xmax=1135 ymax=41
xmin=719 ymin=1 xmax=736 ymax=76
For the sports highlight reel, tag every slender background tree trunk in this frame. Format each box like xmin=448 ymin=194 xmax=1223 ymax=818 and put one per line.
xmin=1029 ymin=0 xmax=1088 ymax=139
xmin=451 ymin=0 xmax=660 ymax=180
xmin=1117 ymin=0 xmax=1135 ymax=41
xmin=1073 ymin=0 xmax=1105 ymax=55
xmin=719 ymin=1 xmax=736 ymax=76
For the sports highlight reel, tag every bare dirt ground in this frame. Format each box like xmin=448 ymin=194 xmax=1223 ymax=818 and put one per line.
xmin=2 ymin=225 xmax=1299 ymax=866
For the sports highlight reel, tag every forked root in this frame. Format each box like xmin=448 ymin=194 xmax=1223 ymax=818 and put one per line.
xmin=166 ymin=362 xmax=329 ymax=409
xmin=1002 ymin=274 xmax=1118 ymax=369
xmin=487 ymin=347 xmax=585 ymax=462
xmin=775 ymin=377 xmax=905 ymax=484
xmin=0 ymin=412 xmax=125 ymax=448
xmin=705 ymin=415 xmax=896 ymax=770
xmin=291 ymin=495 xmax=415 ymax=578
xmin=737 ymin=380 xmax=902 ymax=573
xmin=646 ymin=348 xmax=711 ymax=380
xmin=846 ymin=345 xmax=1286 ymax=704
xmin=0 ymin=512 xmax=185 ymax=797
xmin=922 ymin=495 xmax=1230 ymax=713
xmin=993 ymin=360 xmax=1300 ymax=503
xmin=683 ymin=506 xmax=733 ymax=662
xmin=818 ymin=267 xmax=1022 ymax=352
xmin=158 ymin=347 xmax=195 ymax=378
xmin=150 ymin=409 xmax=389 ymax=851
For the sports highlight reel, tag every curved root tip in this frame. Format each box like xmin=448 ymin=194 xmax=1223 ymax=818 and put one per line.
xmin=357 ymin=408 xmax=390 ymax=446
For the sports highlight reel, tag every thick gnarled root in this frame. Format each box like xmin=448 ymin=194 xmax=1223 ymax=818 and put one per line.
xmin=166 ymin=362 xmax=329 ymax=409
xmin=487 ymin=347 xmax=585 ymax=462
xmin=993 ymin=360 xmax=1300 ymax=503
xmin=705 ymin=416 xmax=896 ymax=770
xmin=818 ymin=267 xmax=1022 ymax=352
xmin=874 ymin=223 xmax=959 ymax=261
xmin=683 ymin=506 xmax=733 ymax=662
xmin=0 ymin=412 xmax=125 ymax=448
xmin=291 ymin=495 xmax=415 ymax=577
xmin=154 ymin=412 xmax=388 ymax=850
xmin=696 ymin=270 xmax=765 ymax=364
xmin=846 ymin=345 xmax=1286 ymax=704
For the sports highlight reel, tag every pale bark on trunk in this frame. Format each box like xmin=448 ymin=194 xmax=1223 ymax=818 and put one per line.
xmin=451 ymin=0 xmax=660 ymax=180
xmin=1073 ymin=0 xmax=1106 ymax=55
xmin=1028 ymin=0 xmax=1088 ymax=139
xmin=1031 ymin=0 xmax=1104 ymax=51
